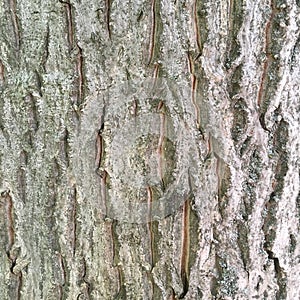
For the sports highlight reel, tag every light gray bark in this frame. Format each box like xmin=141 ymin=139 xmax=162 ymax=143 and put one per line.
xmin=0 ymin=0 xmax=299 ymax=299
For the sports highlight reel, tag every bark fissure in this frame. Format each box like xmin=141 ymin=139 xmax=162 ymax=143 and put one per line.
xmin=17 ymin=150 xmax=27 ymax=204
xmin=0 ymin=60 xmax=5 ymax=84
xmin=194 ymin=0 xmax=208 ymax=59
xmin=179 ymin=199 xmax=190 ymax=299
xmin=226 ymin=0 xmax=243 ymax=68
xmin=148 ymin=0 xmax=161 ymax=65
xmin=76 ymin=44 xmax=84 ymax=107
xmin=147 ymin=186 xmax=155 ymax=268
xmin=157 ymin=99 xmax=166 ymax=190
xmin=71 ymin=186 xmax=77 ymax=257
xmin=257 ymin=0 xmax=287 ymax=131
xmin=8 ymin=0 xmax=20 ymax=51
xmin=59 ymin=0 xmax=74 ymax=50
xmin=95 ymin=126 xmax=103 ymax=171
xmin=257 ymin=0 xmax=276 ymax=108
xmin=266 ymin=250 xmax=287 ymax=300
xmin=105 ymin=0 xmax=111 ymax=39
xmin=41 ymin=24 xmax=50 ymax=72
xmin=2 ymin=190 xmax=15 ymax=257
xmin=187 ymin=52 xmax=201 ymax=132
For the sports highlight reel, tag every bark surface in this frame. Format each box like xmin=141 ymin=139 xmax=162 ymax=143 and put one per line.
xmin=0 ymin=0 xmax=299 ymax=299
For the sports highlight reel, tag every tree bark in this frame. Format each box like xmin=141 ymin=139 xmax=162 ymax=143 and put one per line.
xmin=0 ymin=0 xmax=299 ymax=299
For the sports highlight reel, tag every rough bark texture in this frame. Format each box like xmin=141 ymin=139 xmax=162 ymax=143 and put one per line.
xmin=0 ymin=0 xmax=300 ymax=299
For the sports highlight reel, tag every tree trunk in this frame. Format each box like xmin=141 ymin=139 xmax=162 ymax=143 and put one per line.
xmin=0 ymin=0 xmax=299 ymax=299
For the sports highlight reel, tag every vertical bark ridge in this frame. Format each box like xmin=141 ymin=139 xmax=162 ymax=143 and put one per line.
xmin=0 ymin=0 xmax=299 ymax=298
